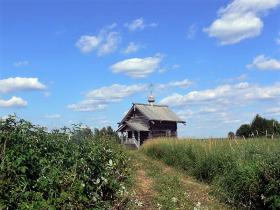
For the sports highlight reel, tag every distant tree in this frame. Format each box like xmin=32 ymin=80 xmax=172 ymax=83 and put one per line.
xmin=94 ymin=126 xmax=120 ymax=143
xmin=251 ymin=114 xmax=270 ymax=136
xmin=235 ymin=114 xmax=280 ymax=138
xmin=271 ymin=119 xmax=280 ymax=138
xmin=228 ymin=131 xmax=235 ymax=140
xmin=236 ymin=124 xmax=251 ymax=138
xmin=70 ymin=125 xmax=93 ymax=143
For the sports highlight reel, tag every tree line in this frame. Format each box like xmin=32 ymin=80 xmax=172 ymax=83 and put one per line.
xmin=233 ymin=114 xmax=280 ymax=139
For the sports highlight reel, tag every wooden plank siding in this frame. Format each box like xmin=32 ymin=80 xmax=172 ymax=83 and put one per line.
xmin=127 ymin=109 xmax=149 ymax=126
xmin=149 ymin=121 xmax=177 ymax=138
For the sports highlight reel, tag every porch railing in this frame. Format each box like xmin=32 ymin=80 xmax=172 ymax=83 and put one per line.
xmin=122 ymin=136 xmax=140 ymax=149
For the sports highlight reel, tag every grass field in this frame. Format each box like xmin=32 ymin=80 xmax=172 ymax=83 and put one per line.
xmin=141 ymin=137 xmax=280 ymax=209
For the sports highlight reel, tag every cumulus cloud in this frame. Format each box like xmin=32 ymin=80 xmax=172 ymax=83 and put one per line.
xmin=160 ymin=82 xmax=280 ymax=106
xmin=157 ymin=79 xmax=193 ymax=89
xmin=247 ymin=55 xmax=280 ymax=70
xmin=68 ymin=101 xmax=108 ymax=112
xmin=111 ymin=55 xmax=162 ymax=78
xmin=0 ymin=96 xmax=27 ymax=107
xmin=98 ymin=31 xmax=121 ymax=56
xmin=76 ymin=35 xmax=101 ymax=53
xmin=124 ymin=18 xmax=157 ymax=31
xmin=68 ymin=84 xmax=147 ymax=112
xmin=123 ymin=42 xmax=142 ymax=54
xmin=13 ymin=60 xmax=29 ymax=67
xmin=86 ymin=84 xmax=147 ymax=100
xmin=76 ymin=24 xmax=121 ymax=55
xmin=204 ymin=0 xmax=280 ymax=45
xmin=0 ymin=77 xmax=46 ymax=93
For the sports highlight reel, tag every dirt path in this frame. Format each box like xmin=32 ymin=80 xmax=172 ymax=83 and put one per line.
xmin=128 ymin=152 xmax=231 ymax=210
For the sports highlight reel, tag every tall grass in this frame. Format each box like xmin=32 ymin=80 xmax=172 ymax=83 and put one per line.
xmin=141 ymin=138 xmax=280 ymax=209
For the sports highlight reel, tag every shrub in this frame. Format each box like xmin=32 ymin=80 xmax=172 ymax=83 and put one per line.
xmin=0 ymin=116 xmax=130 ymax=209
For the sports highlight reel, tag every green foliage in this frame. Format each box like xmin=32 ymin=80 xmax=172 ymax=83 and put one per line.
xmin=227 ymin=131 xmax=235 ymax=139
xmin=236 ymin=124 xmax=251 ymax=137
xmin=0 ymin=116 xmax=130 ymax=209
xmin=94 ymin=126 xmax=121 ymax=143
xmin=236 ymin=114 xmax=280 ymax=138
xmin=251 ymin=114 xmax=274 ymax=136
xmin=141 ymin=138 xmax=280 ymax=209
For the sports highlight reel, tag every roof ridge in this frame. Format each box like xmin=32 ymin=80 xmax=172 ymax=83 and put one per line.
xmin=133 ymin=102 xmax=168 ymax=107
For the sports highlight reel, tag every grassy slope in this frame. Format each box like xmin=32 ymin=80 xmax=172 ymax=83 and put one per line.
xmin=140 ymin=138 xmax=280 ymax=209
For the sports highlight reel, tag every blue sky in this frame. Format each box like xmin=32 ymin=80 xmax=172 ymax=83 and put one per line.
xmin=1 ymin=0 xmax=280 ymax=137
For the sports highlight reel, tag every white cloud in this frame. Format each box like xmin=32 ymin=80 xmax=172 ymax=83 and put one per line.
xmin=123 ymin=42 xmax=141 ymax=54
xmin=68 ymin=101 xmax=107 ymax=112
xmin=76 ymin=35 xmax=101 ymax=53
xmin=204 ymin=0 xmax=280 ymax=45
xmin=111 ymin=55 xmax=162 ymax=78
xmin=0 ymin=96 xmax=27 ymax=107
xmin=157 ymin=79 xmax=193 ymax=89
xmin=86 ymin=84 xmax=147 ymax=100
xmin=13 ymin=60 xmax=29 ymax=67
xmin=76 ymin=24 xmax=120 ymax=55
xmin=124 ymin=18 xmax=157 ymax=31
xmin=218 ymin=74 xmax=247 ymax=83
xmin=160 ymin=82 xmax=280 ymax=106
xmin=45 ymin=114 xmax=61 ymax=119
xmin=186 ymin=24 xmax=198 ymax=39
xmin=0 ymin=77 xmax=46 ymax=93
xmin=158 ymin=64 xmax=181 ymax=74
xmin=68 ymin=84 xmax=147 ymax=112
xmin=247 ymin=55 xmax=280 ymax=70
xmin=98 ymin=31 xmax=121 ymax=56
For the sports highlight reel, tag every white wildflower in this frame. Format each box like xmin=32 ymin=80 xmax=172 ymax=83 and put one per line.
xmin=171 ymin=197 xmax=178 ymax=203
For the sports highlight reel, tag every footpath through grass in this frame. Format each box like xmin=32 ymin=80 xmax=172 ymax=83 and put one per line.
xmin=127 ymin=151 xmax=229 ymax=210
xmin=141 ymin=138 xmax=280 ymax=209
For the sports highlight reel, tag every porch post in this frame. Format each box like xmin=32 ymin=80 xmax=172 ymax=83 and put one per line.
xmin=138 ymin=131 xmax=140 ymax=147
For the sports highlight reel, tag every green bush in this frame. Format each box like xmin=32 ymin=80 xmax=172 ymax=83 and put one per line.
xmin=0 ymin=116 xmax=131 ymax=209
xmin=142 ymin=138 xmax=280 ymax=209
xmin=236 ymin=114 xmax=280 ymax=138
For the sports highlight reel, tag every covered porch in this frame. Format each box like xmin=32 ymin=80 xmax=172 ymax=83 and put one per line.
xmin=117 ymin=122 xmax=149 ymax=149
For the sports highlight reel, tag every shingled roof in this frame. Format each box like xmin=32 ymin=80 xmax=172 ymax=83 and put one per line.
xmin=120 ymin=103 xmax=185 ymax=124
xmin=117 ymin=121 xmax=149 ymax=132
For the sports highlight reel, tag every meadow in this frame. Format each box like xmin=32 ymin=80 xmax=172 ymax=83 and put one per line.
xmin=141 ymin=138 xmax=280 ymax=209
xmin=2 ymin=115 xmax=280 ymax=209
